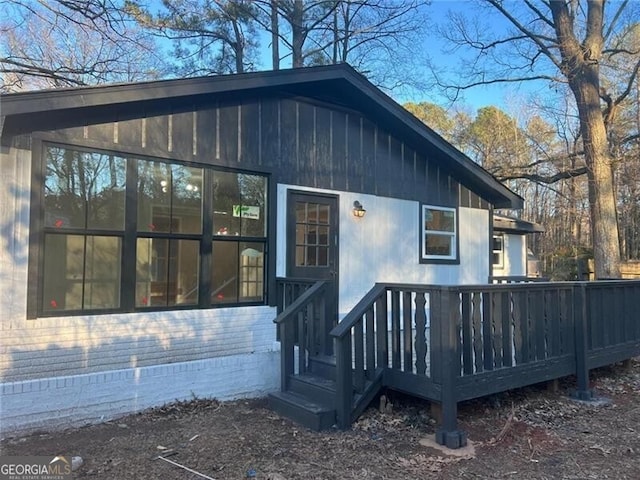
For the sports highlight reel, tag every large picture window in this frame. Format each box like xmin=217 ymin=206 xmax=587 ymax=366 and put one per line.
xmin=38 ymin=144 xmax=268 ymax=316
xmin=421 ymin=205 xmax=457 ymax=262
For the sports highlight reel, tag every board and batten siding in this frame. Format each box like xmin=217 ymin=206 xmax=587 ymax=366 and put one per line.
xmin=42 ymin=95 xmax=488 ymax=209
xmin=276 ymin=185 xmax=490 ymax=319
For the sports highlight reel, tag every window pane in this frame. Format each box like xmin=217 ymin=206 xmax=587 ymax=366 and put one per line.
xmin=43 ymin=234 xmax=83 ymax=311
xmin=296 ymin=202 xmax=306 ymax=223
xmin=318 ymin=226 xmax=329 ymax=246
xmin=84 ymin=236 xmax=121 ymax=309
xmin=318 ymin=204 xmax=329 ymax=224
xmin=136 ymin=237 xmax=156 ymax=306
xmin=239 ymin=243 xmax=264 ymax=302
xmin=308 ymin=203 xmax=319 ymax=223
xmin=172 ymin=240 xmax=200 ymax=305
xmin=213 ymin=172 xmax=266 ymax=237
xmin=136 ymin=238 xmax=199 ymax=306
xmin=424 ymin=233 xmax=453 ymax=256
xmin=171 ymin=164 xmax=203 ymax=234
xmin=43 ymin=234 xmax=121 ymax=312
xmin=425 ymin=208 xmax=455 ymax=232
xmin=317 ymin=246 xmax=328 ymax=266
xmin=212 ymin=241 xmax=239 ymax=303
xmin=44 ymin=147 xmax=125 ymax=230
xmin=493 ymin=236 xmax=503 ymax=251
xmin=239 ymin=174 xmax=267 ymax=237
xmin=138 ymin=160 xmax=172 ymax=233
xmin=213 ymin=171 xmax=241 ymax=235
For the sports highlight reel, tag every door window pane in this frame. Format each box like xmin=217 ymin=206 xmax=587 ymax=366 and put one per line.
xmin=44 ymin=147 xmax=125 ymax=230
xmin=294 ymin=201 xmax=331 ymax=267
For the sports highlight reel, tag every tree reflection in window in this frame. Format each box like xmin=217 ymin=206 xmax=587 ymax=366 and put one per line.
xmin=40 ymin=145 xmax=268 ymax=314
xmin=42 ymin=147 xmax=125 ymax=311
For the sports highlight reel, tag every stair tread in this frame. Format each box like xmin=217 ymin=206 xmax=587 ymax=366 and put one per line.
xmin=292 ymin=373 xmax=336 ymax=389
xmin=310 ymin=354 xmax=336 ymax=365
xmin=269 ymin=390 xmax=335 ymax=413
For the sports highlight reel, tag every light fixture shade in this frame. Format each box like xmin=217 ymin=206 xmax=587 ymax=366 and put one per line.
xmin=353 ymin=200 xmax=366 ymax=218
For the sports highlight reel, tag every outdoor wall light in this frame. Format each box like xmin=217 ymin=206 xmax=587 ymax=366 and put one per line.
xmin=353 ymin=200 xmax=366 ymax=218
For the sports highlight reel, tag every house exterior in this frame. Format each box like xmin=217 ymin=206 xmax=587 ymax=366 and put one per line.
xmin=0 ymin=64 xmax=522 ymax=435
xmin=492 ymin=215 xmax=544 ymax=279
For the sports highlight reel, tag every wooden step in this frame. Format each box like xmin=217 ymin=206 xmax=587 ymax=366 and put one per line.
xmin=289 ymin=373 xmax=336 ymax=406
xmin=268 ymin=390 xmax=336 ymax=431
xmin=308 ymin=354 xmax=337 ymax=380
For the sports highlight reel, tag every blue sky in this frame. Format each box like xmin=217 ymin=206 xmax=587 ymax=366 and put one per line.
xmin=401 ymin=0 xmax=532 ymax=113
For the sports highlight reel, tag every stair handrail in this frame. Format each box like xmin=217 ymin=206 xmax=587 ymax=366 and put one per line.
xmin=329 ymin=283 xmax=387 ymax=339
xmin=274 ymin=280 xmax=329 ymax=390
xmin=329 ymin=283 xmax=387 ymax=428
xmin=273 ymin=280 xmax=328 ymax=326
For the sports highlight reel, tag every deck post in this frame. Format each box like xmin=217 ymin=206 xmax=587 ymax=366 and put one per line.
xmin=572 ymin=282 xmax=594 ymax=400
xmin=435 ymin=287 xmax=467 ymax=449
xmin=334 ymin=334 xmax=353 ymax=429
xmin=279 ymin=321 xmax=294 ymax=391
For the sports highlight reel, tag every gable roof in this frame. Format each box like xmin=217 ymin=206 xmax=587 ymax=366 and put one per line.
xmin=0 ymin=64 xmax=523 ymax=209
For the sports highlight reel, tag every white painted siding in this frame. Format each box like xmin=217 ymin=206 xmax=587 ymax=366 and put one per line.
xmin=277 ymin=185 xmax=490 ymax=318
xmin=1 ymin=352 xmax=278 ymax=435
xmin=493 ymin=233 xmax=527 ymax=277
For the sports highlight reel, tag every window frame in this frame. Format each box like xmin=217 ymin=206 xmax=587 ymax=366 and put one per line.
xmin=492 ymin=234 xmax=505 ymax=269
xmin=419 ymin=204 xmax=459 ymax=264
xmin=28 ymin=140 xmax=270 ymax=318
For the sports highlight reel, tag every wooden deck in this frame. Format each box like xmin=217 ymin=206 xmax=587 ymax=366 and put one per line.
xmin=272 ymin=279 xmax=640 ymax=449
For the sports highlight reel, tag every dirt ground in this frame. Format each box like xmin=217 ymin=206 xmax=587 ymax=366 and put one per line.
xmin=2 ymin=357 xmax=640 ymax=480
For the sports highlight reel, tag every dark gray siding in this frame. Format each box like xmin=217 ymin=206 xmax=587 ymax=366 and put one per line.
xmin=39 ymin=95 xmax=488 ymax=209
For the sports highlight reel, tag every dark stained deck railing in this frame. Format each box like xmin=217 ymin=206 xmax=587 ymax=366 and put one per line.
xmin=329 ymin=280 xmax=640 ymax=448
xmin=273 ymin=280 xmax=329 ymax=389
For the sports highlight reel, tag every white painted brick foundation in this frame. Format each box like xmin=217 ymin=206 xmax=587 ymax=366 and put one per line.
xmin=0 ymin=349 xmax=280 ymax=437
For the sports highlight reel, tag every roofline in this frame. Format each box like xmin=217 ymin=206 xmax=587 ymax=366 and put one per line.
xmin=493 ymin=215 xmax=544 ymax=234
xmin=0 ymin=65 xmax=357 ymax=116
xmin=1 ymin=64 xmax=523 ymax=209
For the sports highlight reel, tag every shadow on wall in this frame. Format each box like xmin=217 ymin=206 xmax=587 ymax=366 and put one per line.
xmin=1 ymin=183 xmax=31 ymax=276
xmin=2 ymin=305 xmax=277 ymax=383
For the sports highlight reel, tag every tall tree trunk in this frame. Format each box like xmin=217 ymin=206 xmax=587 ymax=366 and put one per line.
xmin=231 ymin=20 xmax=245 ymax=73
xmin=550 ymin=0 xmax=621 ymax=278
xmin=291 ymin=0 xmax=305 ymax=67
xmin=271 ymin=0 xmax=279 ymax=70
xmin=570 ymin=65 xmax=621 ymax=278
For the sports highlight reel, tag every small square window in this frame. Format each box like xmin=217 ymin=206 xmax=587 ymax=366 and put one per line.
xmin=421 ymin=205 xmax=457 ymax=262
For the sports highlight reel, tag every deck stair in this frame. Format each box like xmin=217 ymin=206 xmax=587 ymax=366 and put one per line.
xmin=268 ymin=356 xmax=339 ymax=430
xmin=269 ymin=355 xmax=379 ymax=431
xmin=269 ymin=279 xmax=383 ymax=430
